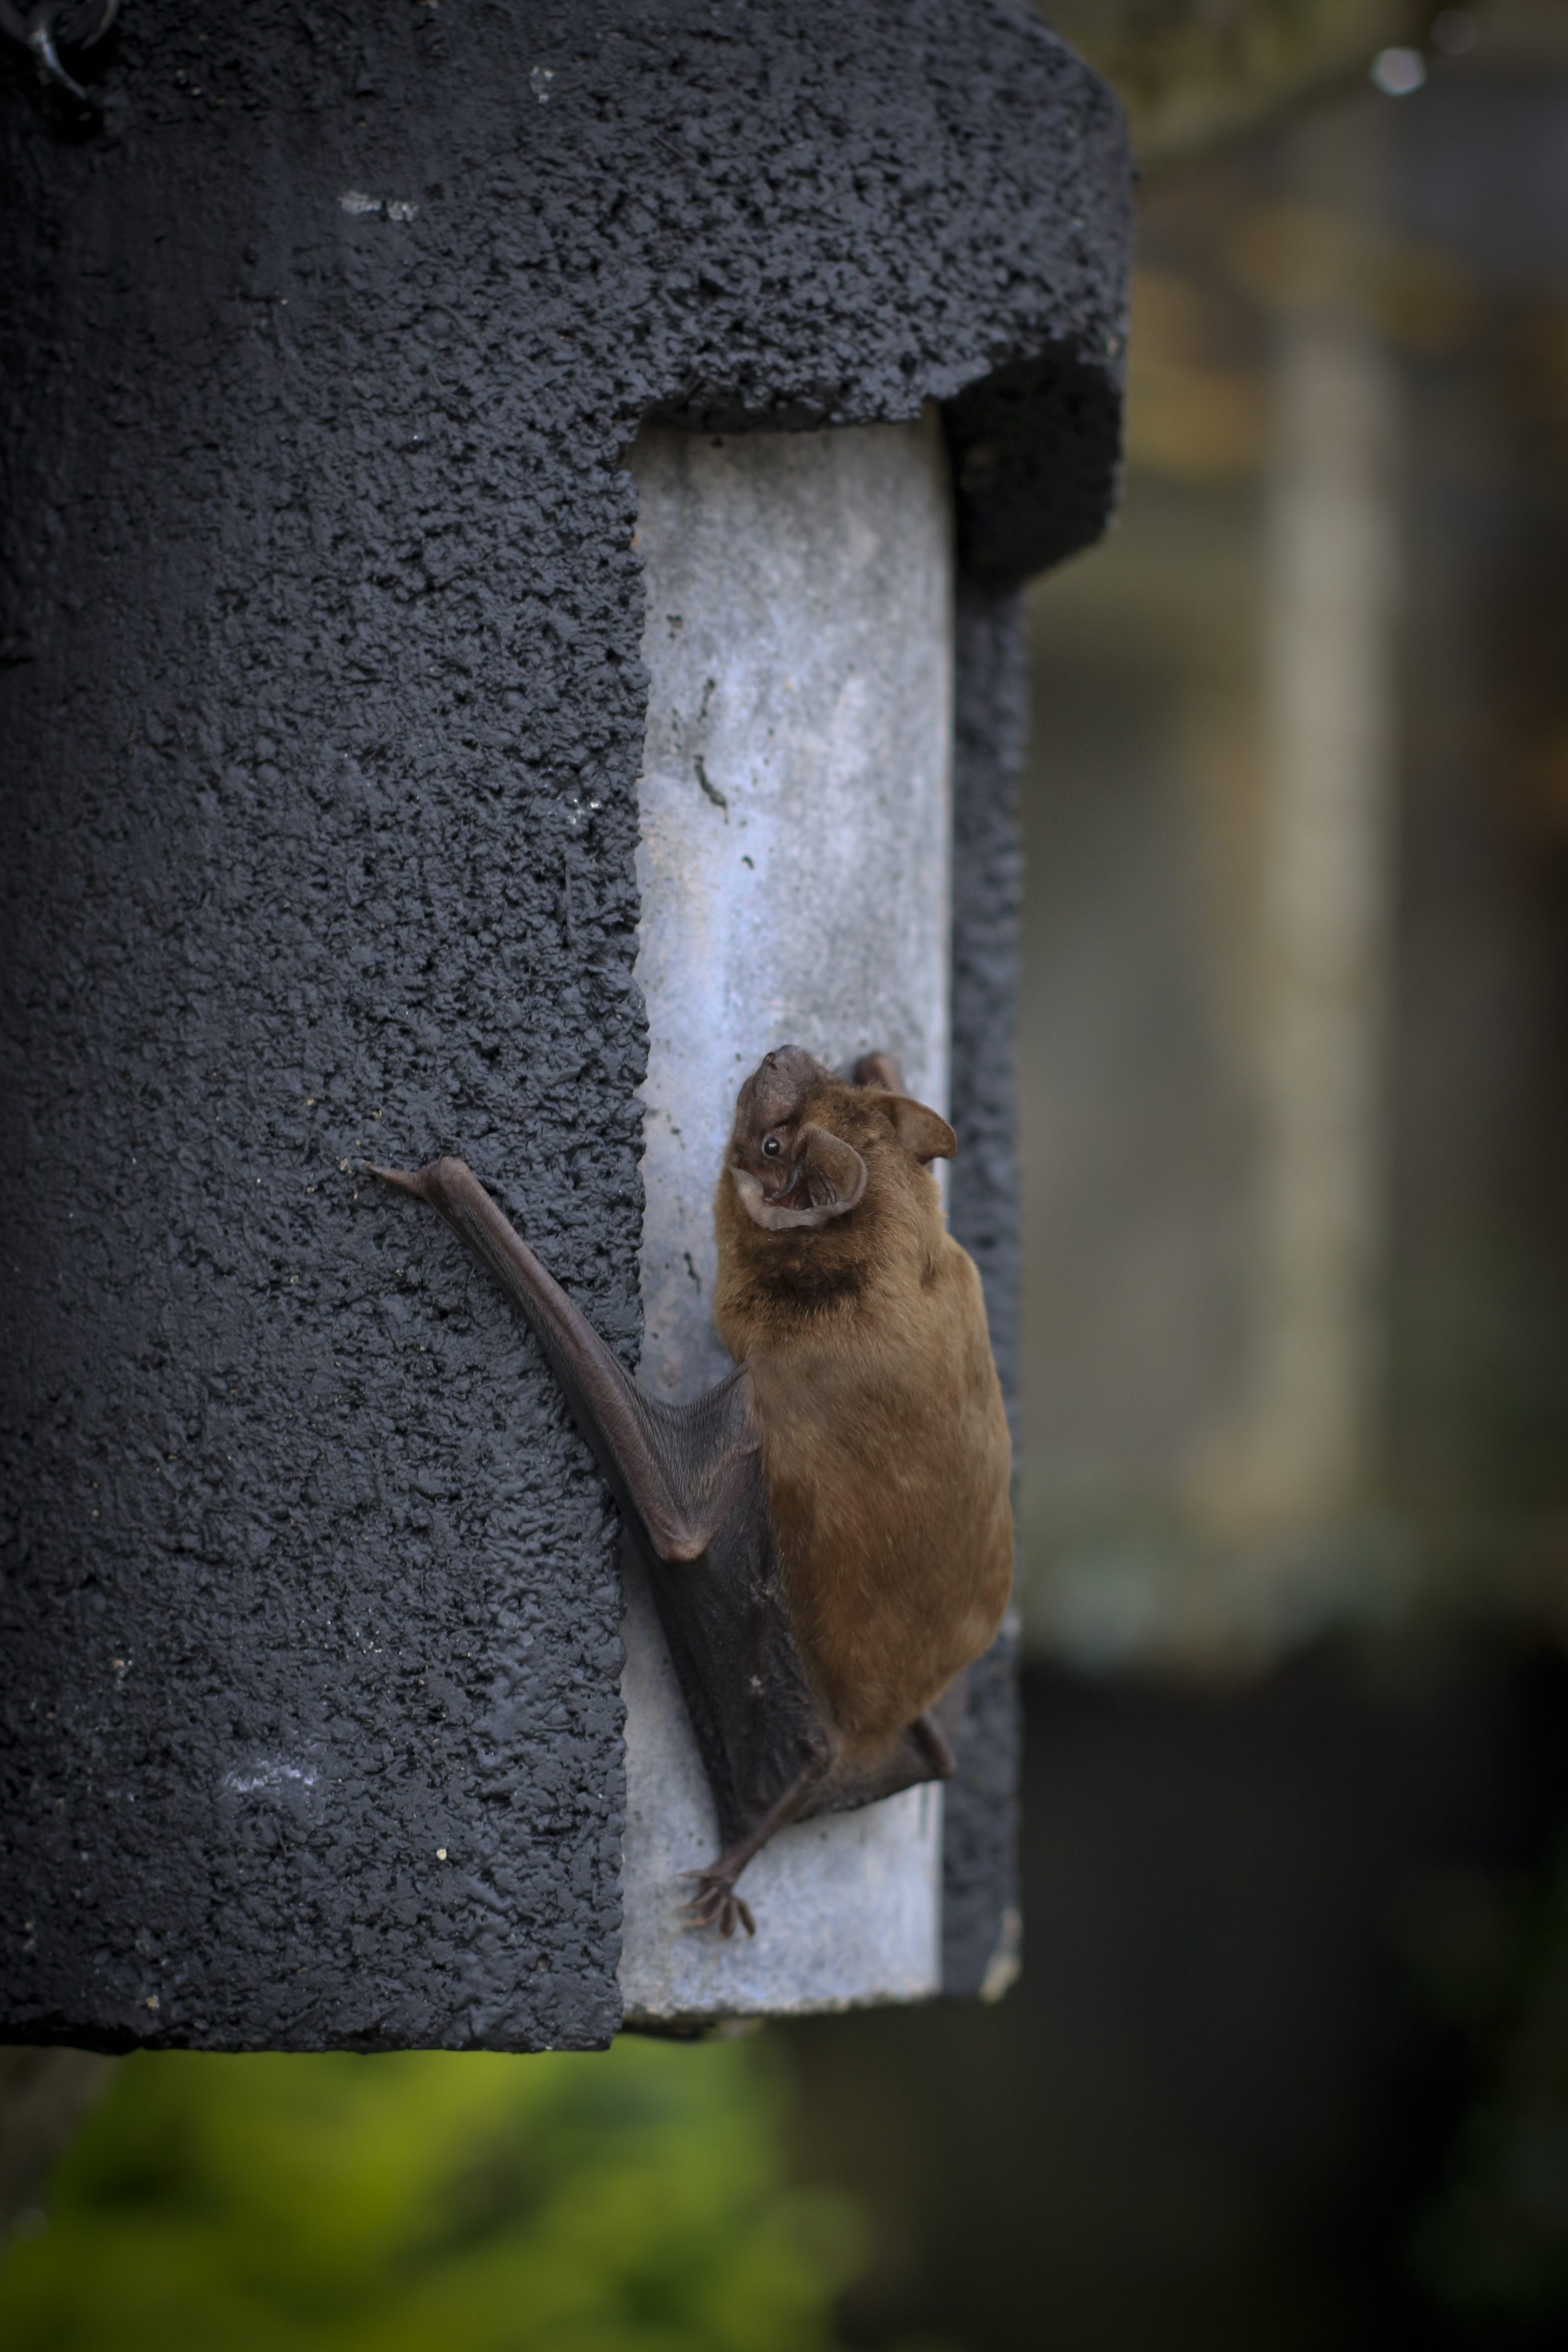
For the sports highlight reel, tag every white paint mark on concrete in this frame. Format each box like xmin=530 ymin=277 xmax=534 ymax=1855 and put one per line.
xmin=223 ymin=1760 xmax=318 ymax=1796
xmin=339 ymin=191 xmax=418 ymax=222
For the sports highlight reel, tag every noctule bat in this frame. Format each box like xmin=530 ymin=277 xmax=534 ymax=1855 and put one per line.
xmin=370 ymin=1045 xmax=1013 ymax=1937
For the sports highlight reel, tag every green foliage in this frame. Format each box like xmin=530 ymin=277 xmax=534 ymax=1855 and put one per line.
xmin=1413 ymin=1843 xmax=1568 ymax=2331
xmin=0 ymin=2035 xmax=863 ymax=2352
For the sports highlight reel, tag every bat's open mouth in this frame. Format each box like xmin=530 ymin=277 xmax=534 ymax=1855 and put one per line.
xmin=765 ymin=1171 xmax=812 ymax=1212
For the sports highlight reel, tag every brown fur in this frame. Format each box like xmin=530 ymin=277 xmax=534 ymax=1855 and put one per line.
xmin=712 ymin=1050 xmax=1013 ymax=1768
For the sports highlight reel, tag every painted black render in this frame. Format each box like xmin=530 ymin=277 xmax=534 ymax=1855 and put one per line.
xmin=0 ymin=0 xmax=1130 ymax=2049
xmin=943 ymin=584 xmax=1030 ymax=2000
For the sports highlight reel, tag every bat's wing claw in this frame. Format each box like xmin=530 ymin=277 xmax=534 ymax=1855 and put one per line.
xmin=364 ymin=1160 xmax=426 ymax=1194
xmin=364 ymin=1157 xmax=473 ymax=1203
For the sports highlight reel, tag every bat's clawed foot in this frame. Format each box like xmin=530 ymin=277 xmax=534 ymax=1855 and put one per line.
xmin=683 ymin=1867 xmax=756 ymax=1939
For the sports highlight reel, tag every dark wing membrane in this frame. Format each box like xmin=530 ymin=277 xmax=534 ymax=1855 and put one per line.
xmin=370 ymin=1157 xmax=727 ymax=1564
xmin=629 ymin=1372 xmax=830 ymax=1852
xmin=632 ymin=1376 xmax=956 ymax=1844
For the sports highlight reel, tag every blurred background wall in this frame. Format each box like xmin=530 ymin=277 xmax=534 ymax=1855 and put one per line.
xmin=781 ymin=7 xmax=1568 ymax=2348
xmin=1015 ymin=0 xmax=1568 ymax=1673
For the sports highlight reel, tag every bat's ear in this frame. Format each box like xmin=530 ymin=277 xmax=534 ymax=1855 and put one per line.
xmin=732 ymin=1124 xmax=868 ymax=1230
xmin=887 ymin=1097 xmax=956 ymax=1164
xmin=853 ymin=1050 xmax=904 ymax=1092
xmin=798 ymin=1124 xmax=869 ymax=1214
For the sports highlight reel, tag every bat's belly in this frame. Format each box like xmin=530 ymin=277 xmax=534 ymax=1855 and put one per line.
xmin=753 ymin=1345 xmax=1013 ymax=1747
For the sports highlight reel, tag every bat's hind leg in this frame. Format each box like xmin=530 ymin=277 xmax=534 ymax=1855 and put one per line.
xmin=684 ymin=1757 xmax=828 ymax=1939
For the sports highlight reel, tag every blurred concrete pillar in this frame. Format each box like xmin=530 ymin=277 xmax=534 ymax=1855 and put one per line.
xmin=1246 ymin=112 xmax=1400 ymax=1527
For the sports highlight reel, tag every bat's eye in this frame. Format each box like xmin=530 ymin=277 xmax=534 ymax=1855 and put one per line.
xmin=763 ymin=1136 xmax=782 ymax=1157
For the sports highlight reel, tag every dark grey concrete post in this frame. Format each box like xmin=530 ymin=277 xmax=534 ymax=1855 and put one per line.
xmin=1 ymin=0 xmax=1129 ymax=2050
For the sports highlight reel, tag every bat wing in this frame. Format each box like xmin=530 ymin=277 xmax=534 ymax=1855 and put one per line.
xmin=640 ymin=1376 xmax=964 ymax=1840
xmin=367 ymin=1156 xmax=832 ymax=1853
xmin=630 ymin=1372 xmax=831 ymax=1853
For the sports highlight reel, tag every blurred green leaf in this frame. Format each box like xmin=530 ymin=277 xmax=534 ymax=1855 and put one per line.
xmin=0 ymin=2036 xmax=864 ymax=2352
xmin=1414 ymin=1843 xmax=1568 ymax=2323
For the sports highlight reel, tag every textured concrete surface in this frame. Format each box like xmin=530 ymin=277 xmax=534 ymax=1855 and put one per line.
xmin=942 ymin=584 xmax=1030 ymax=1998
xmin=622 ymin=418 xmax=951 ymax=2020
xmin=1 ymin=0 xmax=1128 ymax=2048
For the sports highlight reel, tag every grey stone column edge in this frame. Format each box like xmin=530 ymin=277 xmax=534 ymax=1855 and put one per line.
xmin=1 ymin=0 xmax=1128 ymax=2053
xmin=941 ymin=582 xmax=1029 ymax=2000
